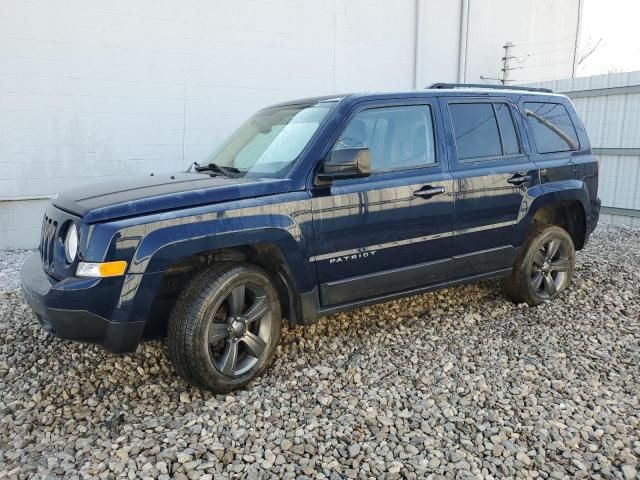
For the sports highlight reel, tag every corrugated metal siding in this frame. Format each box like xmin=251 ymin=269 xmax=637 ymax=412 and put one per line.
xmin=600 ymin=213 xmax=640 ymax=227
xmin=598 ymin=155 xmax=640 ymax=210
xmin=525 ymin=72 xmax=640 ymax=225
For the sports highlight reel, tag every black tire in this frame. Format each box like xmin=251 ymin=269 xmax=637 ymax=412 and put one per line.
xmin=504 ymin=223 xmax=575 ymax=306
xmin=168 ymin=262 xmax=281 ymax=392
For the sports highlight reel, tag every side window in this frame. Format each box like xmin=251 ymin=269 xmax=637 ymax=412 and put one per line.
xmin=333 ymin=105 xmax=436 ymax=171
xmin=449 ymin=103 xmax=502 ymax=160
xmin=449 ymin=102 xmax=522 ymax=161
xmin=524 ymin=102 xmax=579 ymax=153
xmin=495 ymin=104 xmax=520 ymax=155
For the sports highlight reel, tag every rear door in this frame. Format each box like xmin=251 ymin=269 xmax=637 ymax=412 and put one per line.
xmin=440 ymin=97 xmax=539 ymax=278
xmin=310 ymin=99 xmax=454 ymax=306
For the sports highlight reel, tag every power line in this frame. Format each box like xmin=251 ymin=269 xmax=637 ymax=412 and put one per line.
xmin=509 ymin=55 xmax=531 ymax=65
xmin=489 ymin=38 xmax=577 ymax=84
xmin=509 ymin=34 xmax=577 ymax=49
xmin=508 ymin=47 xmax=575 ymax=59
xmin=513 ymin=77 xmax=564 ymax=83
xmin=504 ymin=60 xmax=574 ymax=71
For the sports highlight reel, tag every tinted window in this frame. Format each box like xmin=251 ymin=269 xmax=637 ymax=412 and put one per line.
xmin=495 ymin=103 xmax=520 ymax=155
xmin=524 ymin=102 xmax=579 ymax=153
xmin=333 ymin=105 xmax=436 ymax=171
xmin=449 ymin=103 xmax=502 ymax=160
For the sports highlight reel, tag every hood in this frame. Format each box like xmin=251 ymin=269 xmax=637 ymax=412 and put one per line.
xmin=53 ymin=173 xmax=294 ymax=223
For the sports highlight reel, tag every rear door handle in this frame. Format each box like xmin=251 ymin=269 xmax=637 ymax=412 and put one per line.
xmin=507 ymin=173 xmax=532 ymax=186
xmin=414 ymin=185 xmax=446 ymax=199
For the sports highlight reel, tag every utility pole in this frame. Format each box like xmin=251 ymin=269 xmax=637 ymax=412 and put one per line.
xmin=501 ymin=41 xmax=513 ymax=84
xmin=481 ymin=41 xmax=517 ymax=84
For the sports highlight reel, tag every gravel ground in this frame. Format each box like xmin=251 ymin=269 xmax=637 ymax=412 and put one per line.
xmin=1 ymin=224 xmax=639 ymax=480
xmin=0 ymin=250 xmax=33 ymax=292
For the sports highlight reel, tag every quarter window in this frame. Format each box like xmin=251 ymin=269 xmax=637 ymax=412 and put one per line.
xmin=333 ymin=105 xmax=436 ymax=172
xmin=449 ymin=102 xmax=521 ymax=161
xmin=524 ymin=102 xmax=579 ymax=153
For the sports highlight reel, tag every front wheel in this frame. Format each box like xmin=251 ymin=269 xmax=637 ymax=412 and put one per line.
xmin=504 ymin=224 xmax=575 ymax=306
xmin=168 ymin=262 xmax=281 ymax=392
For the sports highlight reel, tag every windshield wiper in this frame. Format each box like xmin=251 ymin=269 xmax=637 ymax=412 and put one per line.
xmin=208 ymin=162 xmax=241 ymax=177
xmin=189 ymin=162 xmax=242 ymax=178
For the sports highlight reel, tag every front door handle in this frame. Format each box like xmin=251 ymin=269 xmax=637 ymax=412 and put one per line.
xmin=507 ymin=173 xmax=532 ymax=186
xmin=414 ymin=185 xmax=446 ymax=199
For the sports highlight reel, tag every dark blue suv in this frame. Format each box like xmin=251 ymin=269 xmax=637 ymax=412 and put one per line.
xmin=21 ymin=84 xmax=600 ymax=392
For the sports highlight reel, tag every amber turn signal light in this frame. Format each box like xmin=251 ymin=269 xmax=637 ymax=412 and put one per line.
xmin=76 ymin=261 xmax=128 ymax=278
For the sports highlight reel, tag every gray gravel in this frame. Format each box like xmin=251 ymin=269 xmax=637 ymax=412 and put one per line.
xmin=1 ymin=224 xmax=639 ymax=479
xmin=0 ymin=250 xmax=33 ymax=292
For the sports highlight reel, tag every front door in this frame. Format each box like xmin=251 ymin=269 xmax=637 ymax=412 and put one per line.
xmin=310 ymin=101 xmax=454 ymax=306
xmin=440 ymin=98 xmax=539 ymax=277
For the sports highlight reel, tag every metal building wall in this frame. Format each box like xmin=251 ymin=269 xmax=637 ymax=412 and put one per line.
xmin=526 ymin=72 xmax=640 ymax=227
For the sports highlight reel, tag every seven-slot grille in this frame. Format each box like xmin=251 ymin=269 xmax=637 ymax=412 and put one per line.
xmin=39 ymin=214 xmax=58 ymax=268
xmin=38 ymin=205 xmax=81 ymax=279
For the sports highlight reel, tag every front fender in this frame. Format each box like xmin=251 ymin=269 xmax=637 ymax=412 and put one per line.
xmin=110 ymin=215 xmax=312 ymax=324
xmin=132 ymin=215 xmax=309 ymax=280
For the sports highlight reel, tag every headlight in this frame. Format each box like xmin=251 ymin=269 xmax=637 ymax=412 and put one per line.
xmin=64 ymin=223 xmax=78 ymax=263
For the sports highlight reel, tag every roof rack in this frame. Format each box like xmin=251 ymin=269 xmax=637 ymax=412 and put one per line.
xmin=427 ymin=83 xmax=553 ymax=94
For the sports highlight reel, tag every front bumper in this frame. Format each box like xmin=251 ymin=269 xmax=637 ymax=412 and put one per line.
xmin=20 ymin=253 xmax=145 ymax=353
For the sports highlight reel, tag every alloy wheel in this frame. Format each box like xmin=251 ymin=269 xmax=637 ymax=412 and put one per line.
xmin=530 ymin=238 xmax=571 ymax=299
xmin=207 ymin=283 xmax=272 ymax=376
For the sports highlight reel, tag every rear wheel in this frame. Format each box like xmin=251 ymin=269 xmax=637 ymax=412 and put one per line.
xmin=504 ymin=224 xmax=575 ymax=306
xmin=168 ymin=262 xmax=281 ymax=392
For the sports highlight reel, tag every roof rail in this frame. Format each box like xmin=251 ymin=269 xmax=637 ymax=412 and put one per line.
xmin=427 ymin=82 xmax=553 ymax=94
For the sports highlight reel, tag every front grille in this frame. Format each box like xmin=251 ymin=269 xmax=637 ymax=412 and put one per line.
xmin=40 ymin=215 xmax=58 ymax=268
xmin=38 ymin=204 xmax=81 ymax=279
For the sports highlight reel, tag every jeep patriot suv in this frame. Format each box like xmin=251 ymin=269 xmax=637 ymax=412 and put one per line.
xmin=22 ymin=84 xmax=600 ymax=392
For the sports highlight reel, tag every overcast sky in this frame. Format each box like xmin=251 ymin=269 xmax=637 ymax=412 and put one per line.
xmin=577 ymin=0 xmax=640 ymax=76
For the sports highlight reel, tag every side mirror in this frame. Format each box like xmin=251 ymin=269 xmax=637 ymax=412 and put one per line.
xmin=317 ymin=147 xmax=371 ymax=181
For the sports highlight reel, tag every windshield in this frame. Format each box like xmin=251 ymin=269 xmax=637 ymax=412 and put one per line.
xmin=206 ymin=101 xmax=336 ymax=178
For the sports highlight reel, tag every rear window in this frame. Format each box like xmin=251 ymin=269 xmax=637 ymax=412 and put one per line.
xmin=449 ymin=102 xmax=521 ymax=160
xmin=524 ymin=102 xmax=579 ymax=153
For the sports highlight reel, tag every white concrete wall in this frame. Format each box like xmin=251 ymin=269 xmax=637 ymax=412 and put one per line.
xmin=417 ymin=0 xmax=581 ymax=87
xmin=0 ymin=0 xmax=579 ymax=248
xmin=463 ymin=0 xmax=580 ymax=84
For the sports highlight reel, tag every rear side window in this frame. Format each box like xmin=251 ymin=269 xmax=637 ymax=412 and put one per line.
xmin=495 ymin=104 xmax=520 ymax=155
xmin=449 ymin=102 xmax=521 ymax=161
xmin=524 ymin=102 xmax=579 ymax=153
xmin=334 ymin=105 xmax=436 ymax=172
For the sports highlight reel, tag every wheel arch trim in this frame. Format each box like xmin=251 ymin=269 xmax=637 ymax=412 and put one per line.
xmin=522 ymin=181 xmax=589 ymax=247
